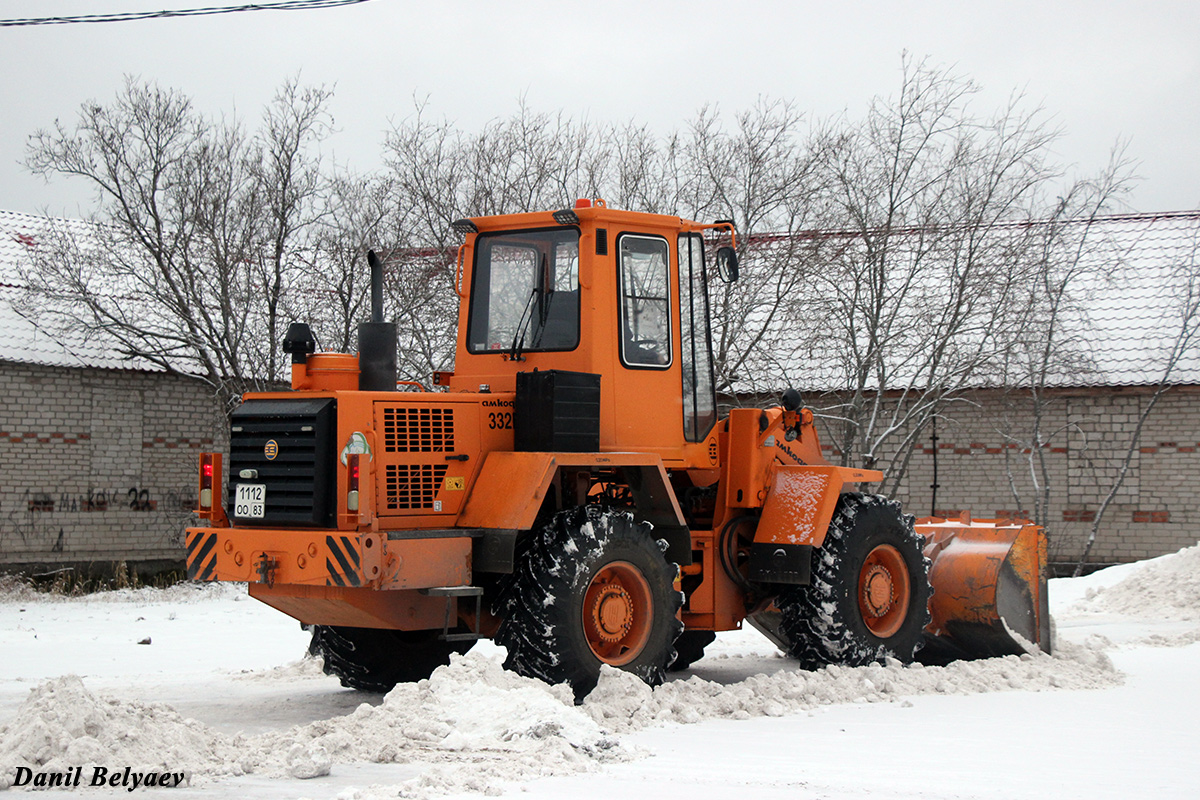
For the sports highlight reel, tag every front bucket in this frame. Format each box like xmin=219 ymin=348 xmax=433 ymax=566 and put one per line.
xmin=916 ymin=515 xmax=1050 ymax=664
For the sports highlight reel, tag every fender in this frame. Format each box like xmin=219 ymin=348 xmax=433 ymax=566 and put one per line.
xmin=747 ymin=464 xmax=882 ymax=584
xmin=456 ymin=451 xmax=692 ymax=564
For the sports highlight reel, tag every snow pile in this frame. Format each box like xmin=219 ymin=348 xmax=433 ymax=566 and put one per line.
xmin=80 ymin=581 xmax=245 ymax=606
xmin=247 ymin=651 xmax=630 ymax=796
xmin=0 ymin=642 xmax=1121 ymax=797
xmin=248 ymin=640 xmax=1119 ymax=798
xmin=0 ymin=574 xmax=40 ymax=603
xmin=0 ymin=675 xmax=241 ymax=790
xmin=1070 ymin=543 xmax=1200 ymax=621
xmin=583 ymin=640 xmax=1119 ymax=733
xmin=233 ymin=656 xmax=327 ymax=682
xmin=0 ymin=577 xmax=243 ymax=606
xmin=0 ymin=655 xmax=626 ymax=796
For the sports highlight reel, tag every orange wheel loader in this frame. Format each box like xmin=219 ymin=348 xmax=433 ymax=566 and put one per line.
xmin=185 ymin=200 xmax=1049 ymax=698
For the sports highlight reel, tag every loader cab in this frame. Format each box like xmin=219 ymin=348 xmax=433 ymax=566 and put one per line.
xmin=450 ymin=201 xmax=729 ymax=466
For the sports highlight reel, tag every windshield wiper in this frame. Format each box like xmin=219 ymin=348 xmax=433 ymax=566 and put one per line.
xmin=509 ymin=254 xmax=551 ymax=361
xmin=509 ymin=287 xmax=537 ymax=362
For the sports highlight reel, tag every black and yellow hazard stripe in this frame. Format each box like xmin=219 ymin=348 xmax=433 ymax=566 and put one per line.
xmin=186 ymin=531 xmax=218 ymax=581
xmin=326 ymin=535 xmax=362 ymax=587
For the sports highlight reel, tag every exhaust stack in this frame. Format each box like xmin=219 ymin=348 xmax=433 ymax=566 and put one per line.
xmin=358 ymin=249 xmax=398 ymax=391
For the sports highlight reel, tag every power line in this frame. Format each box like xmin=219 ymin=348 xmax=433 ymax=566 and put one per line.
xmin=0 ymin=0 xmax=376 ymax=27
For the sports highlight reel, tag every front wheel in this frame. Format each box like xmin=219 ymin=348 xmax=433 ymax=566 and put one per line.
xmin=776 ymin=494 xmax=931 ymax=670
xmin=493 ymin=505 xmax=682 ymax=700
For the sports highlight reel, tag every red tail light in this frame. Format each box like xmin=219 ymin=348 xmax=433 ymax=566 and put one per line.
xmin=200 ymin=453 xmax=214 ymax=508
xmin=347 ymin=454 xmax=360 ymax=513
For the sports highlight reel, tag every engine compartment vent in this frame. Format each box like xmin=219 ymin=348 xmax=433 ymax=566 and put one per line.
xmin=228 ymin=398 xmax=336 ymax=527
xmin=382 ymin=407 xmax=455 ymax=453
xmin=384 ymin=464 xmax=449 ymax=510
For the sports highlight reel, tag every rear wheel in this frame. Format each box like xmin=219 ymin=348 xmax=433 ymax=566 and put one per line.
xmin=493 ymin=505 xmax=683 ymax=700
xmin=776 ymin=494 xmax=931 ymax=670
xmin=667 ymin=630 xmax=717 ymax=671
xmin=307 ymin=625 xmax=473 ymax=693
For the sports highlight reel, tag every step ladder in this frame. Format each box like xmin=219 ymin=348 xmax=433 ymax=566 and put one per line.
xmin=420 ymin=585 xmax=484 ymax=642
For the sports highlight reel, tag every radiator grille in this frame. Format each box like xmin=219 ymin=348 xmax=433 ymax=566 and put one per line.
xmin=384 ymin=464 xmax=449 ymax=510
xmin=228 ymin=398 xmax=335 ymax=527
xmin=382 ymin=407 xmax=455 ymax=452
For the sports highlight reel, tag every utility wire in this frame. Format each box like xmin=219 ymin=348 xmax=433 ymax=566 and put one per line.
xmin=0 ymin=0 xmax=376 ymax=27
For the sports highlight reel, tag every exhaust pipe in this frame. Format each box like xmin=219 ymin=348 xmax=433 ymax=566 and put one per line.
xmin=358 ymin=249 xmax=398 ymax=391
xmin=370 ymin=248 xmax=384 ymax=323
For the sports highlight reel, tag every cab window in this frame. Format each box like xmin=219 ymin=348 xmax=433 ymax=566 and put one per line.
xmin=679 ymin=233 xmax=717 ymax=441
xmin=618 ymin=234 xmax=671 ymax=368
xmin=467 ymin=228 xmax=580 ymax=353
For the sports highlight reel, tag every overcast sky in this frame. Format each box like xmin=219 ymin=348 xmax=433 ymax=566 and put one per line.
xmin=2 ymin=0 xmax=1198 ymax=219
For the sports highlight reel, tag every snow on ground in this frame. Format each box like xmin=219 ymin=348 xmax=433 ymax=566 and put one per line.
xmin=0 ymin=545 xmax=1198 ymax=799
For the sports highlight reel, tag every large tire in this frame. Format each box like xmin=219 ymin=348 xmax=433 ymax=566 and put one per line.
xmin=776 ymin=494 xmax=931 ymax=670
xmin=493 ymin=505 xmax=683 ymax=701
xmin=667 ymin=630 xmax=717 ymax=671
xmin=307 ymin=625 xmax=473 ymax=693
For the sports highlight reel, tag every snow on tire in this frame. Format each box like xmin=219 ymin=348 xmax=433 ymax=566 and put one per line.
xmin=493 ymin=505 xmax=683 ymax=701
xmin=776 ymin=493 xmax=932 ymax=670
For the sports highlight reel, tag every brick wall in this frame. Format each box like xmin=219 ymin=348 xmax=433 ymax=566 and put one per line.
xmin=6 ymin=358 xmax=1195 ymax=571
xmin=0 ymin=361 xmax=227 ymax=568
xmin=817 ymin=386 xmax=1200 ymax=567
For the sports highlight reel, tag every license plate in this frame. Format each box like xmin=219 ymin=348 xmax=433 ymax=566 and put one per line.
xmin=234 ymin=483 xmax=266 ymax=518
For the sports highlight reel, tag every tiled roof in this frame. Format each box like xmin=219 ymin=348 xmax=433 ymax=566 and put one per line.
xmin=1065 ymin=212 xmax=1200 ymax=387
xmin=0 ymin=210 xmax=166 ymax=373
xmin=735 ymin=211 xmax=1200 ymax=393
xmin=2 ymin=207 xmax=1198 ymax=389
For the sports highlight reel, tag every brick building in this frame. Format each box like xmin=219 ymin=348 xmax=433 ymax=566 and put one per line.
xmin=884 ymin=385 xmax=1200 ymax=567
xmin=1 ymin=210 xmax=225 ymax=573
xmin=792 ymin=212 xmax=1200 ymax=568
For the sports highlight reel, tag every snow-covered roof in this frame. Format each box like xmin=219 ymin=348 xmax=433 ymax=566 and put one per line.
xmin=0 ymin=209 xmax=167 ymax=373
xmin=3 ymin=207 xmax=1198 ymax=389
xmin=1066 ymin=212 xmax=1200 ymax=387
xmin=734 ymin=210 xmax=1200 ymax=393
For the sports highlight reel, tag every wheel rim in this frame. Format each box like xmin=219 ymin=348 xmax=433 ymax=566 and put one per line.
xmin=582 ymin=560 xmax=653 ymax=665
xmin=857 ymin=544 xmax=911 ymax=638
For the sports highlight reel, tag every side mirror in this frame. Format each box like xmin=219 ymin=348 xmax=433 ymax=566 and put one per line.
xmin=716 ymin=246 xmax=739 ymax=283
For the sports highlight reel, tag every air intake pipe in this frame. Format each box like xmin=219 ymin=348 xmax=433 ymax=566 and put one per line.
xmin=358 ymin=249 xmax=398 ymax=391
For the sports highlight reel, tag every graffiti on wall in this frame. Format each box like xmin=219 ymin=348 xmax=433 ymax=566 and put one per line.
xmin=0 ymin=486 xmax=198 ymax=558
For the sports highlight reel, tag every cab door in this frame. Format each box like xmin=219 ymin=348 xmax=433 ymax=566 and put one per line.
xmin=609 ymin=232 xmax=683 ymax=452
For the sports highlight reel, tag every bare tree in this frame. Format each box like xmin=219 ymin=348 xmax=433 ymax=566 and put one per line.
xmin=996 ymin=151 xmax=1136 ymax=533
xmin=22 ymin=76 xmax=333 ymax=407
xmin=679 ymin=99 xmax=825 ymax=398
xmin=288 ymin=171 xmax=395 ymax=353
xmin=19 ymin=67 xmax=1131 ymax=449
xmin=800 ymin=57 xmax=1071 ymax=494
xmin=247 ymin=78 xmax=334 ymax=380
